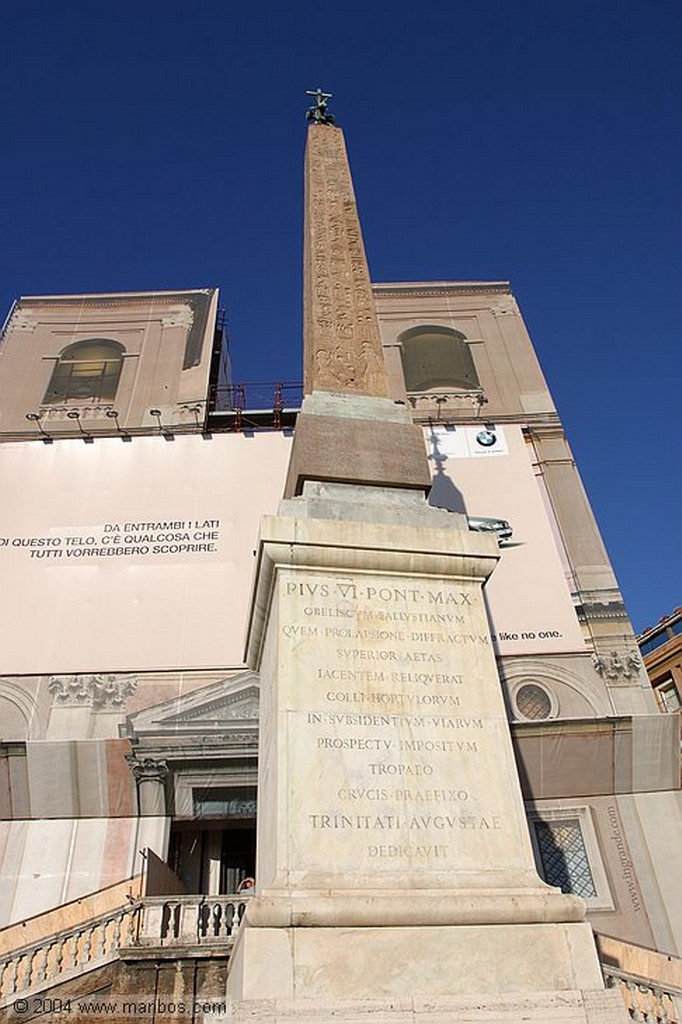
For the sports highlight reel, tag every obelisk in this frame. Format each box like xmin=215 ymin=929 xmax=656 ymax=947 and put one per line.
xmin=227 ymin=96 xmax=626 ymax=1023
xmin=284 ymin=103 xmax=431 ymax=497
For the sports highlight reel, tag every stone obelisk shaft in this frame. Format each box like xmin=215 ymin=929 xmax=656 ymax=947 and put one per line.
xmin=285 ymin=123 xmax=430 ymax=496
xmin=303 ymin=124 xmax=390 ymax=397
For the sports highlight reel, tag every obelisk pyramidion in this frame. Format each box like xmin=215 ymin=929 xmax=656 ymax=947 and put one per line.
xmin=226 ymin=95 xmax=628 ymax=1024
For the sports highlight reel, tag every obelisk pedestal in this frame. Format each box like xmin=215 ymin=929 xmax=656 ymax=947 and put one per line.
xmin=227 ymin=498 xmax=612 ymax=1012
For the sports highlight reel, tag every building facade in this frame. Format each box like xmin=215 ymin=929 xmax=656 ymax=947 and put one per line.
xmin=0 ymin=151 xmax=680 ymax=1020
xmin=638 ymin=607 xmax=682 ymax=716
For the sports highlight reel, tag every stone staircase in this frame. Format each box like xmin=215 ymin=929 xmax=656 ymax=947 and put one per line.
xmin=0 ymin=892 xmax=249 ymax=1017
xmin=0 ymin=899 xmax=139 ymax=1011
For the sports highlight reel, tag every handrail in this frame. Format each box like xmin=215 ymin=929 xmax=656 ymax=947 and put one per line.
xmin=596 ymin=933 xmax=682 ymax=1023
xmin=603 ymin=968 xmax=680 ymax=1023
xmin=0 ymin=875 xmax=142 ymax=956
xmin=0 ymin=893 xmax=250 ymax=1007
xmin=0 ymin=902 xmax=139 ymax=1008
xmin=133 ymin=894 xmax=251 ymax=947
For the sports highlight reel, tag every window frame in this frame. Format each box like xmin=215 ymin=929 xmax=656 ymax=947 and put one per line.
xmin=513 ymin=680 xmax=558 ymax=721
xmin=41 ymin=338 xmax=126 ymax=406
xmin=527 ymin=805 xmax=614 ymax=911
xmin=399 ymin=325 xmax=481 ymax=394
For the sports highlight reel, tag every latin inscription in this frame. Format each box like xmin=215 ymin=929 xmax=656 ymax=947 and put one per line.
xmin=281 ymin=571 xmax=506 ymax=866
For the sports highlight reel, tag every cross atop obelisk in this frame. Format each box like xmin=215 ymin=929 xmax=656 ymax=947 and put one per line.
xmin=305 ymin=87 xmax=335 ymax=125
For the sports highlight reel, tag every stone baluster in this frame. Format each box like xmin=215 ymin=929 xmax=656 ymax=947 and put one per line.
xmin=112 ymin=914 xmax=122 ymax=950
xmin=657 ymin=986 xmax=674 ymax=1023
xmin=625 ymin=978 xmax=643 ymax=1020
xmin=169 ymin=900 xmax=182 ymax=940
xmin=1 ymin=956 xmax=18 ymax=997
xmin=54 ymin=936 xmax=66 ymax=977
xmin=225 ymin=901 xmax=236 ymax=936
xmin=82 ymin=925 xmax=93 ymax=964
xmin=29 ymin=945 xmax=48 ymax=989
xmin=218 ymin=901 xmax=228 ymax=938
xmin=65 ymin=931 xmax=79 ymax=970
xmin=25 ymin=949 xmax=37 ymax=989
xmin=123 ymin=905 xmax=139 ymax=945
xmin=98 ymin=919 xmax=110 ymax=958
xmin=638 ymin=986 xmax=654 ymax=1023
xmin=198 ymin=899 xmax=210 ymax=939
xmin=207 ymin=901 xmax=220 ymax=938
xmin=13 ymin=954 xmax=28 ymax=993
xmin=44 ymin=940 xmax=57 ymax=980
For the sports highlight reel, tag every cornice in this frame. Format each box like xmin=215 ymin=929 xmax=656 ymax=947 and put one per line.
xmin=371 ymin=281 xmax=512 ymax=299
xmin=15 ymin=289 xmax=215 ymax=313
xmin=510 ymin=715 xmax=633 ymax=739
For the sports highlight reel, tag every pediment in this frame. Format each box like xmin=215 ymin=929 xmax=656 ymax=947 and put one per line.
xmin=126 ymin=671 xmax=259 ymax=738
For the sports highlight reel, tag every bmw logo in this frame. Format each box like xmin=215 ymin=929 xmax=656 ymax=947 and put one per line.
xmin=476 ymin=429 xmax=497 ymax=447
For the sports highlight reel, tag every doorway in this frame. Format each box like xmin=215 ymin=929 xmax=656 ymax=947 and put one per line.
xmin=168 ymin=819 xmax=256 ymax=895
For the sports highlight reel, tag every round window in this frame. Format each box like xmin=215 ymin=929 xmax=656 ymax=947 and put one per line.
xmin=515 ymin=683 xmax=552 ymax=720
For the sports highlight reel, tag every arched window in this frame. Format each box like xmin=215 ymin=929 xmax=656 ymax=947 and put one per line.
xmin=43 ymin=339 xmax=125 ymax=405
xmin=400 ymin=326 xmax=480 ymax=393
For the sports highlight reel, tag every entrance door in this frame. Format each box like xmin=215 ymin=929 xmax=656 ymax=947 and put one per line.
xmin=168 ymin=820 xmax=256 ymax=895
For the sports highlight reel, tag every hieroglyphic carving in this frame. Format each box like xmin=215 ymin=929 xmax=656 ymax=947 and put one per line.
xmin=303 ymin=124 xmax=390 ymax=397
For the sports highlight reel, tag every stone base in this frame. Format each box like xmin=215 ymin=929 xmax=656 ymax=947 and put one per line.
xmin=226 ymin=921 xmax=605 ymax=1001
xmin=216 ymin=990 xmax=628 ymax=1024
xmin=283 ymin=393 xmax=432 ymax=497
xmin=241 ymin=889 xmax=585 ymax=928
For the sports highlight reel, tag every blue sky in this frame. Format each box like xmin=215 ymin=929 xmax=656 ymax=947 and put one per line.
xmin=1 ymin=0 xmax=679 ymax=632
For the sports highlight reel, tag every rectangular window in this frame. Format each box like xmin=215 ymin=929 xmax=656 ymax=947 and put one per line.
xmin=656 ymin=680 xmax=681 ymax=713
xmin=533 ymin=818 xmax=597 ymax=898
xmin=192 ymin=786 xmax=257 ymax=818
xmin=44 ymin=359 xmax=121 ymax=404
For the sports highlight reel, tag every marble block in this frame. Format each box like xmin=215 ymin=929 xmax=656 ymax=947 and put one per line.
xmin=245 ymin=515 xmax=571 ymax=906
xmin=225 ymin=509 xmax=610 ymax=1004
xmin=227 ymin=921 xmax=605 ymax=1001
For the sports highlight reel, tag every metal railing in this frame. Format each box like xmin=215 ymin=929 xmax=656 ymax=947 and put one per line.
xmin=210 ymin=381 xmax=303 ymax=415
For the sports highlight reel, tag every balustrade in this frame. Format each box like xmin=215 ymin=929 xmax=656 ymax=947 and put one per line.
xmin=0 ymin=903 xmax=139 ymax=1008
xmin=0 ymin=893 xmax=250 ymax=1006
xmin=605 ymin=969 xmax=680 ymax=1023
xmin=137 ymin=894 xmax=249 ymax=946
